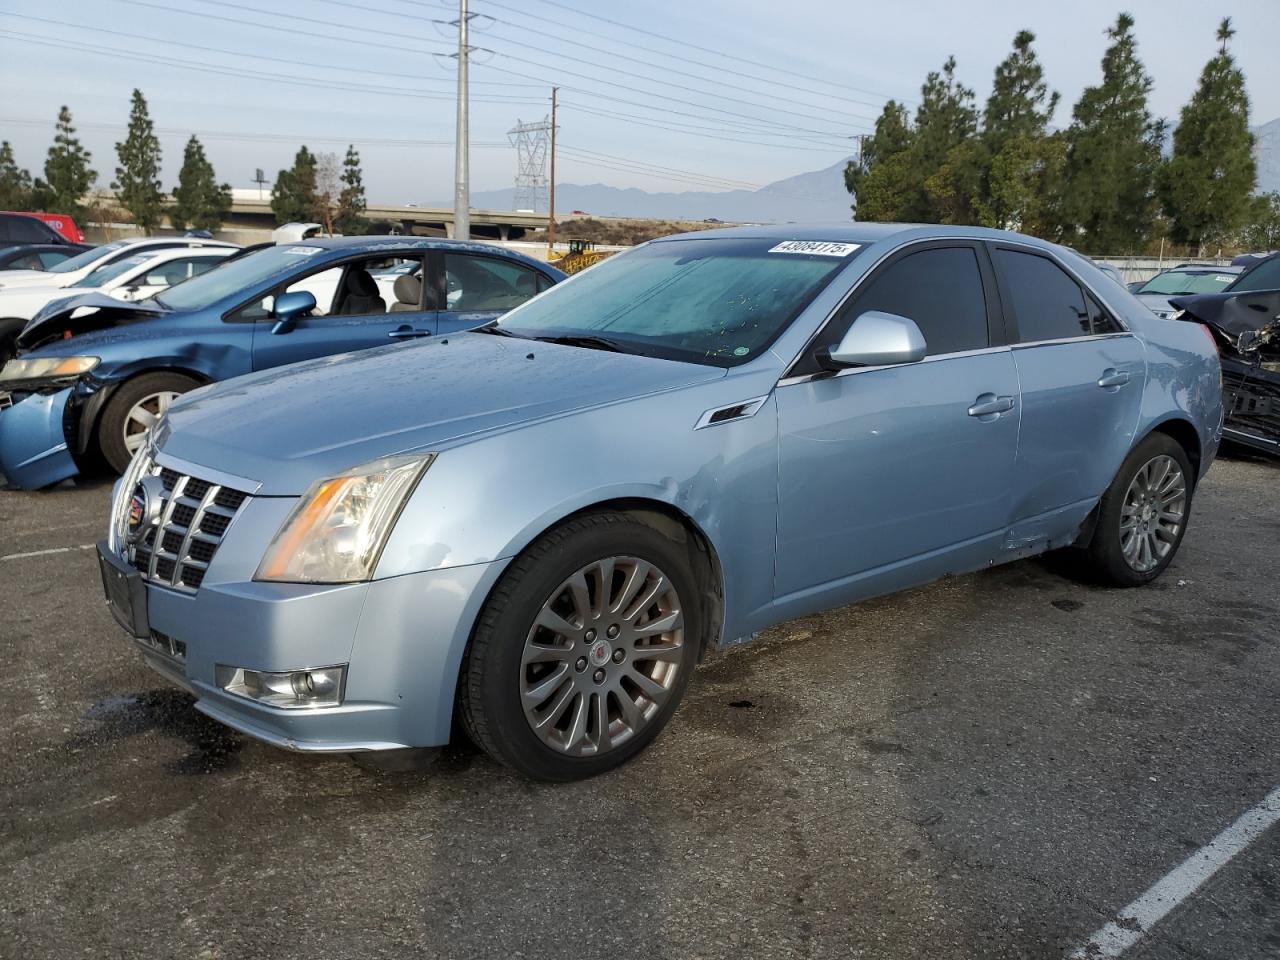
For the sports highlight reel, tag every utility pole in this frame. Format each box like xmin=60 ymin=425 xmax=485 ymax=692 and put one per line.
xmin=452 ymin=0 xmax=471 ymax=241
xmin=548 ymin=86 xmax=558 ymax=255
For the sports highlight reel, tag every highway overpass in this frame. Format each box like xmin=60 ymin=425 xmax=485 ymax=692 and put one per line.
xmin=226 ymin=196 xmax=547 ymax=240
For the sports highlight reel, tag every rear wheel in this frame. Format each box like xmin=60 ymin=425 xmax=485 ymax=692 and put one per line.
xmin=1084 ymin=433 xmax=1194 ymax=586
xmin=459 ymin=512 xmax=702 ymax=781
xmin=98 ymin=372 xmax=200 ymax=474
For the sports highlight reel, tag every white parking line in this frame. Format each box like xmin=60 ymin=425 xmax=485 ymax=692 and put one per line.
xmin=0 ymin=544 xmax=95 ymax=562
xmin=1069 ymin=784 xmax=1280 ymax=957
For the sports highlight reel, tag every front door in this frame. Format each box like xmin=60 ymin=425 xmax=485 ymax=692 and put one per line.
xmin=774 ymin=242 xmax=1021 ymax=604
xmin=249 ymin=254 xmax=437 ymax=371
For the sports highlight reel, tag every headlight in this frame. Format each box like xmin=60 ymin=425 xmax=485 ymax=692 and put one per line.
xmin=0 ymin=356 xmax=99 ymax=383
xmin=255 ymin=453 xmax=434 ymax=583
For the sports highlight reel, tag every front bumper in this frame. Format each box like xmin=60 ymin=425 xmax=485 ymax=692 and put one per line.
xmin=104 ymin=534 xmax=510 ymax=752
xmin=0 ymin=386 xmax=78 ymax=488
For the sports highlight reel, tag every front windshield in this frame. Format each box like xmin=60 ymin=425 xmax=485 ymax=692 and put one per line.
xmin=47 ymin=240 xmax=129 ymax=274
xmin=496 ymin=237 xmax=858 ymax=366
xmin=1138 ymin=270 xmax=1237 ymax=295
xmin=1229 ymin=257 xmax=1280 ymax=294
xmin=70 ymin=253 xmax=151 ymax=288
xmin=156 ymin=244 xmax=325 ymax=311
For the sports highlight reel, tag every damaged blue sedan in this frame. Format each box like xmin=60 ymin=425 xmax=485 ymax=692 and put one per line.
xmin=0 ymin=237 xmax=562 ymax=488
xmin=96 ymin=224 xmax=1222 ymax=781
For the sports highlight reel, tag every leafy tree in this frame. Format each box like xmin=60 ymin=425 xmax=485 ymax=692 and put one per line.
xmin=170 ymin=135 xmax=231 ymax=232
xmin=1061 ymin=14 xmax=1165 ymax=252
xmin=0 ymin=141 xmax=35 ymax=210
xmin=977 ymin=31 xmax=1061 ymax=231
xmin=270 ymin=146 xmax=318 ymax=225
xmin=43 ymin=106 xmax=96 ymax=218
xmin=925 ymin=140 xmax=985 ymax=225
xmin=112 ymin=89 xmax=165 ymax=234
xmin=1159 ymin=19 xmax=1256 ymax=253
xmin=846 ymin=101 xmax=913 ymax=221
xmin=1240 ymin=192 xmax=1280 ymax=252
xmin=335 ymin=145 xmax=368 ymax=234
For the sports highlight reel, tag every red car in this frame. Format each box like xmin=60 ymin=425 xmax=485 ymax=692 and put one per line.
xmin=0 ymin=211 xmax=84 ymax=244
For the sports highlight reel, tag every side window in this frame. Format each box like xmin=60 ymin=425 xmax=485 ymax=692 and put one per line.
xmin=38 ymin=251 xmax=71 ymax=269
xmin=143 ymin=257 xmax=213 ymax=287
xmin=8 ymin=217 xmax=52 ymax=243
xmin=824 ymin=246 xmax=990 ymax=360
xmin=995 ymin=249 xmax=1090 ymax=342
xmin=285 ymin=266 xmax=343 ymax=316
xmin=443 ymin=254 xmax=544 ymax=312
xmin=11 ymin=253 xmax=44 ymax=270
xmin=1086 ymin=293 xmax=1123 ymax=334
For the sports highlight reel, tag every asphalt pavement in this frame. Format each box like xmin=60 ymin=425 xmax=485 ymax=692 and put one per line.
xmin=1 ymin=453 xmax=1278 ymax=959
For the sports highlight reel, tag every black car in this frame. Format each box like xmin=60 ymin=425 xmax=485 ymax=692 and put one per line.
xmin=0 ymin=243 xmax=92 ymax=271
xmin=0 ymin=213 xmax=75 ymax=247
xmin=1171 ymin=253 xmax=1280 ymax=457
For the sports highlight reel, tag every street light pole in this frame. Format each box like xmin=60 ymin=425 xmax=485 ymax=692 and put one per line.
xmin=452 ymin=0 xmax=471 ymax=241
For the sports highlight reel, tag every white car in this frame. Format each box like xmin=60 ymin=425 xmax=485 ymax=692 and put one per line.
xmin=0 ymin=236 xmax=238 ymax=292
xmin=0 ymin=246 xmax=237 ymax=329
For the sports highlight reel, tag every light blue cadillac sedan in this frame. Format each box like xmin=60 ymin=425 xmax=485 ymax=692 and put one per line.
xmin=97 ymin=224 xmax=1222 ymax=780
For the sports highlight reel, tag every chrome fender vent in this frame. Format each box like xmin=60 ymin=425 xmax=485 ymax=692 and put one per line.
xmin=694 ymin=395 xmax=769 ymax=430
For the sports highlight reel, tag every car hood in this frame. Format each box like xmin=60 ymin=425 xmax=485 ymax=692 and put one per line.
xmin=16 ymin=293 xmax=165 ymax=348
xmin=1170 ymin=289 xmax=1280 ymax=357
xmin=1135 ymin=293 xmax=1173 ymax=313
xmin=159 ymin=332 xmax=726 ymax=495
xmin=0 ymin=269 xmax=64 ymax=289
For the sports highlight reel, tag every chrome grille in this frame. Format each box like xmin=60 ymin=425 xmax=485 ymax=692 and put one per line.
xmin=122 ymin=455 xmax=249 ymax=594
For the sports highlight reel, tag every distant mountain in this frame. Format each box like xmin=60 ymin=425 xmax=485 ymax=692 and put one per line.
xmin=1255 ymin=117 xmax=1280 ymax=194
xmin=442 ymin=157 xmax=856 ymax=223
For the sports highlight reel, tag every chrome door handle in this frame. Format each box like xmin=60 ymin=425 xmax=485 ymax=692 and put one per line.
xmin=967 ymin=394 xmax=1015 ymax=418
xmin=1097 ymin=369 xmax=1131 ymax=388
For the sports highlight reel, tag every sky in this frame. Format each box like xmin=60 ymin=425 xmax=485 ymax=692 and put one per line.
xmin=2 ymin=0 xmax=1278 ymax=206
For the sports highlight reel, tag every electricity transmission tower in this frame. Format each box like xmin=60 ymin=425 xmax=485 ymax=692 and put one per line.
xmin=507 ymin=117 xmax=551 ymax=212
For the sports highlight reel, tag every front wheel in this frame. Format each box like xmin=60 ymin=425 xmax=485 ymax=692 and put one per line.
xmin=459 ymin=512 xmax=702 ymax=781
xmin=1084 ymin=433 xmax=1194 ymax=586
xmin=97 ymin=372 xmax=201 ymax=474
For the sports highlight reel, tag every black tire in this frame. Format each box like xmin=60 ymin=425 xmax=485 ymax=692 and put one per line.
xmin=97 ymin=372 xmax=200 ymax=474
xmin=459 ymin=511 xmax=703 ymax=781
xmin=1084 ymin=433 xmax=1195 ymax=587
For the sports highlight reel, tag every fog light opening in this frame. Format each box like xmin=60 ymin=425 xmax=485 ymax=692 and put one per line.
xmin=216 ymin=664 xmax=347 ymax=710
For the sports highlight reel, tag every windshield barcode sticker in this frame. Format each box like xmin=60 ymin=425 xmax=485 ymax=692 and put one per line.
xmin=283 ymin=246 xmax=322 ymax=256
xmin=768 ymin=240 xmax=861 ymax=257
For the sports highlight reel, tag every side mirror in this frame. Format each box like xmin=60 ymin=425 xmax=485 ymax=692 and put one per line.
xmin=817 ymin=311 xmax=928 ymax=370
xmin=271 ymin=290 xmax=316 ymax=335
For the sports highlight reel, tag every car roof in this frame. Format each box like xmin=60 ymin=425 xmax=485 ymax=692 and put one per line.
xmin=113 ymin=235 xmax=240 ymax=249
xmin=650 ymin=221 xmax=1067 ymax=251
xmin=295 ymin=235 xmax=533 ymax=253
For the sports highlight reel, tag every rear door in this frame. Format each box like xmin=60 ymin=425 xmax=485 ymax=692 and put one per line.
xmin=432 ymin=251 xmax=554 ymax=334
xmin=773 ymin=241 xmax=1021 ymax=602
xmin=990 ymin=245 xmax=1145 ymax=539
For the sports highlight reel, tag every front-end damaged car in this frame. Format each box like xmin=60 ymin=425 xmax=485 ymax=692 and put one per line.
xmin=1171 ymin=252 xmax=1280 ymax=456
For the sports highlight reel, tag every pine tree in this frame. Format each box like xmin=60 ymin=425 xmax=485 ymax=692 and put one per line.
xmin=0 ymin=141 xmax=35 ymax=210
xmin=112 ymin=89 xmax=164 ymax=234
xmin=170 ymin=135 xmax=231 ymax=232
xmin=335 ymin=145 xmax=368 ymax=235
xmin=846 ymin=101 xmax=913 ymax=221
xmin=977 ymin=31 xmax=1061 ymax=231
xmin=1061 ymin=14 xmax=1164 ymax=252
xmin=913 ymin=56 xmax=980 ymax=222
xmin=270 ymin=146 xmax=318 ymax=225
xmin=1240 ymin=192 xmax=1280 ymax=252
xmin=1159 ymin=18 xmax=1256 ymax=253
xmin=43 ymin=106 xmax=96 ymax=218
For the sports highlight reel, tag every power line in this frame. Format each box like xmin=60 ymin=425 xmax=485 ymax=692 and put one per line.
xmin=0 ymin=29 xmax=546 ymax=106
xmin=0 ymin=11 xmax=539 ymax=88
xmin=558 ymin=146 xmax=763 ymax=191
xmin=523 ymin=0 xmax=911 ymax=106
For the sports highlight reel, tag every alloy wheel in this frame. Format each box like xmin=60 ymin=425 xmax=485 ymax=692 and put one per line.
xmin=1120 ymin=454 xmax=1186 ymax=573
xmin=520 ymin=556 xmax=685 ymax=757
xmin=123 ymin=391 xmax=181 ymax=455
